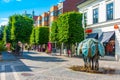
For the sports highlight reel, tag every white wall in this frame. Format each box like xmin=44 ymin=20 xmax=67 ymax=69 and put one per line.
xmin=87 ymin=7 xmax=93 ymax=25
xmin=115 ymin=27 xmax=120 ymax=61
xmin=99 ymin=1 xmax=106 ymax=22
xmin=78 ymin=0 xmax=120 ymax=26
xmin=114 ymin=0 xmax=120 ymax=19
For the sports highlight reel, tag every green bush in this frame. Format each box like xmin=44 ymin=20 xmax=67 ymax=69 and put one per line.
xmin=0 ymin=41 xmax=6 ymax=54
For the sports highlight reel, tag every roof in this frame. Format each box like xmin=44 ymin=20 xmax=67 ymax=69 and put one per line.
xmin=76 ymin=0 xmax=87 ymax=6
xmin=33 ymin=16 xmax=38 ymax=21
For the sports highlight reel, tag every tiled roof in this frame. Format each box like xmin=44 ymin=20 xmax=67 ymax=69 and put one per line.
xmin=33 ymin=16 xmax=38 ymax=21
xmin=76 ymin=0 xmax=87 ymax=6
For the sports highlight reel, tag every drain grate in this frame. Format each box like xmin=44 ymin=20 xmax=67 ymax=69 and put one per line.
xmin=21 ymin=73 xmax=34 ymax=76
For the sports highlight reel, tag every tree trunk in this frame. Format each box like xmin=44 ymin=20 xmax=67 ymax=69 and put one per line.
xmin=60 ymin=43 xmax=64 ymax=56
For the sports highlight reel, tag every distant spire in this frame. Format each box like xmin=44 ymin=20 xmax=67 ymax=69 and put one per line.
xmin=24 ymin=10 xmax=27 ymax=15
xmin=32 ymin=10 xmax=35 ymax=17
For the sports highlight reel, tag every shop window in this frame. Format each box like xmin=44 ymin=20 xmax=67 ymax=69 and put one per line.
xmin=105 ymin=40 xmax=115 ymax=56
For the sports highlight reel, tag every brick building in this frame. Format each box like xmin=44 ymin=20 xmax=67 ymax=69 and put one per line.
xmin=37 ymin=0 xmax=82 ymax=27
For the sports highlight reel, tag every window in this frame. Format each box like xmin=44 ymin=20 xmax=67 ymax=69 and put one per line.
xmin=42 ymin=18 xmax=44 ymax=22
xmin=84 ymin=12 xmax=87 ymax=27
xmin=44 ymin=16 xmax=49 ymax=21
xmin=54 ymin=10 xmax=58 ymax=16
xmin=82 ymin=12 xmax=87 ymax=28
xmin=93 ymin=8 xmax=98 ymax=24
xmin=106 ymin=2 xmax=113 ymax=20
xmin=50 ymin=10 xmax=58 ymax=16
xmin=38 ymin=20 xmax=40 ymax=24
xmin=58 ymin=9 xmax=62 ymax=15
xmin=50 ymin=12 xmax=54 ymax=16
xmin=38 ymin=20 xmax=41 ymax=24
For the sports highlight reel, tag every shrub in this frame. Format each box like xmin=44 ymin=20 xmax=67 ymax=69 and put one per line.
xmin=0 ymin=41 xmax=6 ymax=54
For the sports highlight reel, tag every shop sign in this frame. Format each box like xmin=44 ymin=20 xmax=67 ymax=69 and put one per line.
xmin=85 ymin=29 xmax=92 ymax=33
xmin=114 ymin=24 xmax=119 ymax=29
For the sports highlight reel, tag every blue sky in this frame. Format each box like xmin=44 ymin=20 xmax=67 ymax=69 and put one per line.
xmin=0 ymin=0 xmax=63 ymax=26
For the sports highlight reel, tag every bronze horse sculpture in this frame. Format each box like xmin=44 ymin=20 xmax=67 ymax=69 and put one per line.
xmin=77 ymin=38 xmax=105 ymax=70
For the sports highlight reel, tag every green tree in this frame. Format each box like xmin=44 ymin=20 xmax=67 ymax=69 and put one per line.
xmin=2 ymin=26 xmax=11 ymax=43
xmin=50 ymin=20 xmax=58 ymax=42
xmin=35 ymin=27 xmax=49 ymax=45
xmin=30 ymin=27 xmax=36 ymax=45
xmin=57 ymin=12 xmax=84 ymax=55
xmin=0 ymin=25 xmax=5 ymax=40
xmin=57 ymin=12 xmax=84 ymax=44
xmin=10 ymin=14 xmax=33 ymax=43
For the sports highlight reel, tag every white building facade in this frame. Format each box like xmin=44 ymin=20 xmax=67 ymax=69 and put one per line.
xmin=77 ymin=0 xmax=120 ymax=61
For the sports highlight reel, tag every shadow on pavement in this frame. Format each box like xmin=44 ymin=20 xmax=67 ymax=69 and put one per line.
xmin=21 ymin=51 xmax=68 ymax=62
xmin=0 ymin=52 xmax=32 ymax=72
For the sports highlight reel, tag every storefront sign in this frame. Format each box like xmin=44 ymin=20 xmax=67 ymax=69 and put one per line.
xmin=114 ymin=24 xmax=119 ymax=29
xmin=85 ymin=29 xmax=92 ymax=33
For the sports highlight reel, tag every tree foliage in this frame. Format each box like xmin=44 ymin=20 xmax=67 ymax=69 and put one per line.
xmin=2 ymin=26 xmax=11 ymax=43
xmin=35 ymin=27 xmax=49 ymax=45
xmin=50 ymin=21 xmax=58 ymax=42
xmin=57 ymin=12 xmax=84 ymax=44
xmin=0 ymin=25 xmax=5 ymax=40
xmin=10 ymin=14 xmax=33 ymax=43
xmin=30 ymin=27 xmax=36 ymax=45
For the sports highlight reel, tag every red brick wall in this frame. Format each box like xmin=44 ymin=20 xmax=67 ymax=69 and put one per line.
xmin=63 ymin=0 xmax=79 ymax=13
xmin=63 ymin=0 xmax=86 ymax=13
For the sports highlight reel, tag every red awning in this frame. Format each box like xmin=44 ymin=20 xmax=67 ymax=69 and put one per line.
xmin=85 ymin=29 xmax=92 ymax=33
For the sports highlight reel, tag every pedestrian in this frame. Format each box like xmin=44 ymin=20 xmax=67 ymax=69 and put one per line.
xmin=68 ymin=49 xmax=71 ymax=57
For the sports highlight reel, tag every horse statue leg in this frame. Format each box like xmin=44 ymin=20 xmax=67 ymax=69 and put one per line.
xmin=87 ymin=57 xmax=91 ymax=70
xmin=95 ymin=43 xmax=99 ymax=70
xmin=91 ymin=57 xmax=94 ymax=70
xmin=95 ymin=54 xmax=99 ymax=70
xmin=82 ymin=54 xmax=87 ymax=68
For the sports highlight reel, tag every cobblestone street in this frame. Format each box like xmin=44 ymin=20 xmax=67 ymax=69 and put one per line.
xmin=0 ymin=51 xmax=120 ymax=80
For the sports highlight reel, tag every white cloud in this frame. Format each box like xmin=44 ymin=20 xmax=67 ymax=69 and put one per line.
xmin=16 ymin=0 xmax=21 ymax=2
xmin=0 ymin=18 xmax=8 ymax=21
xmin=3 ymin=0 xmax=11 ymax=3
xmin=0 ymin=18 xmax=8 ymax=26
xmin=2 ymin=0 xmax=21 ymax=3
xmin=0 ymin=21 xmax=8 ymax=26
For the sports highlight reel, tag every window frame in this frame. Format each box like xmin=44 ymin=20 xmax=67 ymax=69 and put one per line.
xmin=84 ymin=12 xmax=87 ymax=27
xmin=106 ymin=2 xmax=113 ymax=21
xmin=93 ymin=8 xmax=99 ymax=24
